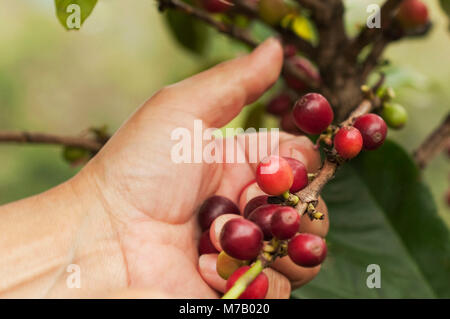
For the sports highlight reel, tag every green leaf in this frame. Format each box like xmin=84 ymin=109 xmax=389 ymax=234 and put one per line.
xmin=54 ymin=0 xmax=97 ymax=30
xmin=292 ymin=140 xmax=450 ymax=298
xmin=164 ymin=10 xmax=209 ymax=55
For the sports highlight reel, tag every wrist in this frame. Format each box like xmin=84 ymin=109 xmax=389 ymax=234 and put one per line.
xmin=57 ymin=168 xmax=127 ymax=297
xmin=0 ymin=167 xmax=127 ymax=297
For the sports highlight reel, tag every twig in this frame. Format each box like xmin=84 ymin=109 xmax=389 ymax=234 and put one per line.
xmin=413 ymin=113 xmax=450 ymax=169
xmin=0 ymin=131 xmax=103 ymax=152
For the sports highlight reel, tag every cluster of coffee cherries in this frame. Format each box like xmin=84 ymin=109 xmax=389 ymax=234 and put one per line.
xmin=197 ymin=154 xmax=325 ymax=299
xmin=292 ymin=92 xmax=389 ymax=160
xmin=197 ymin=92 xmax=393 ymax=298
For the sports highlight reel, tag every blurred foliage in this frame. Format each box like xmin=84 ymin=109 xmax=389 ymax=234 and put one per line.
xmin=164 ymin=9 xmax=210 ymax=54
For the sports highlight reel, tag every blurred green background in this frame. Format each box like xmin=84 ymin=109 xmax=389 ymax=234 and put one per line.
xmin=0 ymin=0 xmax=448 ymax=224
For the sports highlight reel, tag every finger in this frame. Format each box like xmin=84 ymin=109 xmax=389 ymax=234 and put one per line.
xmin=277 ymin=135 xmax=322 ymax=173
xmin=263 ymin=268 xmax=291 ymax=299
xmin=238 ymin=181 xmax=265 ymax=214
xmin=148 ymin=38 xmax=283 ymax=128
xmin=270 ymin=257 xmax=321 ymax=289
xmin=209 ymin=214 xmax=243 ymax=251
xmin=268 ymin=197 xmax=328 ymax=284
xmin=198 ymin=254 xmax=227 ymax=293
xmin=299 ymin=196 xmax=329 ymax=237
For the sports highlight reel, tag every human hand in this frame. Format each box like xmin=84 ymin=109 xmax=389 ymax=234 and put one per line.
xmin=70 ymin=38 xmax=330 ymax=298
xmin=0 ymin=38 xmax=328 ymax=298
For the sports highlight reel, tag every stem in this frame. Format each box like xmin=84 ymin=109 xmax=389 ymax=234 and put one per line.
xmin=221 ymin=259 xmax=264 ymax=299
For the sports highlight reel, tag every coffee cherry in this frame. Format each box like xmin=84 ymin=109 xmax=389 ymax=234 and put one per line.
xmin=284 ymin=56 xmax=320 ymax=92
xmin=353 ymin=114 xmax=388 ymax=150
xmin=198 ymin=196 xmax=240 ymax=231
xmin=220 ymin=219 xmax=263 ymax=260
xmin=239 ymin=181 xmax=266 ymax=213
xmin=210 ymin=214 xmax=242 ymax=251
xmin=258 ymin=0 xmax=287 ymax=25
xmin=198 ymin=230 xmax=219 ymax=255
xmin=217 ymin=251 xmax=247 ymax=280
xmin=243 ymin=195 xmax=269 ymax=218
xmin=397 ymin=0 xmax=429 ymax=29
xmin=248 ymin=204 xmax=279 ymax=240
xmin=292 ymin=93 xmax=334 ymax=135
xmin=283 ymin=157 xmax=308 ymax=192
xmin=381 ymin=102 xmax=408 ymax=129
xmin=288 ymin=233 xmax=327 ymax=267
xmin=201 ymin=0 xmax=232 ymax=13
xmin=270 ymin=206 xmax=300 ymax=239
xmin=226 ymin=266 xmax=269 ymax=299
xmin=333 ymin=127 xmax=363 ymax=159
xmin=256 ymin=155 xmax=293 ymax=196
xmin=284 ymin=44 xmax=297 ymax=58
xmin=266 ymin=93 xmax=292 ymax=115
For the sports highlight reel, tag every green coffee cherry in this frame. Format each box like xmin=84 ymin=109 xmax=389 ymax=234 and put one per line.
xmin=382 ymin=102 xmax=408 ymax=129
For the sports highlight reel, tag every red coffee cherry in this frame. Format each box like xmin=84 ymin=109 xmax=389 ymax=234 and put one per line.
xmin=288 ymin=233 xmax=327 ymax=267
xmin=226 ymin=266 xmax=269 ymax=299
xmin=280 ymin=112 xmax=302 ymax=135
xmin=243 ymin=195 xmax=269 ymax=218
xmin=248 ymin=204 xmax=279 ymax=240
xmin=270 ymin=206 xmax=300 ymax=240
xmin=353 ymin=114 xmax=388 ymax=150
xmin=198 ymin=196 xmax=240 ymax=231
xmin=283 ymin=157 xmax=308 ymax=192
xmin=292 ymin=93 xmax=334 ymax=135
xmin=333 ymin=126 xmax=363 ymax=159
xmin=397 ymin=0 xmax=429 ymax=29
xmin=198 ymin=230 xmax=219 ymax=255
xmin=220 ymin=219 xmax=263 ymax=260
xmin=284 ymin=44 xmax=297 ymax=58
xmin=256 ymin=155 xmax=293 ymax=196
xmin=201 ymin=0 xmax=232 ymax=13
xmin=266 ymin=93 xmax=292 ymax=115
